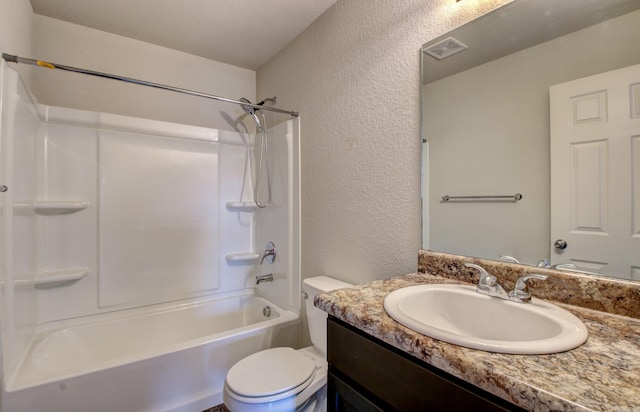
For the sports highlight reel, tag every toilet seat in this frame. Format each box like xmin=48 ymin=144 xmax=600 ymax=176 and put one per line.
xmin=225 ymin=347 xmax=317 ymax=403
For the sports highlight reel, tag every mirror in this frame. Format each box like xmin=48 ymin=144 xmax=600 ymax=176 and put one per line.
xmin=421 ymin=0 xmax=640 ymax=281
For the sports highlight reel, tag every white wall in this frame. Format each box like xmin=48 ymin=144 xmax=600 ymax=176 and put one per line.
xmin=257 ymin=0 xmax=511 ymax=284
xmin=31 ymin=15 xmax=256 ymax=132
xmin=426 ymin=10 xmax=640 ymax=265
xmin=0 ymin=0 xmax=33 ymax=85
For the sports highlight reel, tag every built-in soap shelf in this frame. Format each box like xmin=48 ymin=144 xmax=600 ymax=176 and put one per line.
xmin=14 ymin=200 xmax=89 ymax=215
xmin=14 ymin=267 xmax=89 ymax=289
xmin=225 ymin=201 xmax=258 ymax=211
xmin=225 ymin=252 xmax=260 ymax=264
xmin=224 ymin=200 xmax=259 ymax=264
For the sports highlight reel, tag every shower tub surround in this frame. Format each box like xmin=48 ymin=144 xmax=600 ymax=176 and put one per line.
xmin=0 ymin=63 xmax=301 ymax=411
xmin=315 ymin=250 xmax=640 ymax=410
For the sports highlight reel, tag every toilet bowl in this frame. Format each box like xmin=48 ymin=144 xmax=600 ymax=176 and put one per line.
xmin=223 ymin=346 xmax=326 ymax=412
xmin=223 ymin=276 xmax=352 ymax=412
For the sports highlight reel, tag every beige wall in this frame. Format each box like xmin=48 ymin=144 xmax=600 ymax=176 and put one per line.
xmin=0 ymin=0 xmax=33 ymax=85
xmin=31 ymin=15 xmax=256 ymax=131
xmin=257 ymin=0 xmax=511 ymax=284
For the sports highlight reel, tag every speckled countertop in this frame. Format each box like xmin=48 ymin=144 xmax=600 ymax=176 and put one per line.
xmin=315 ymin=251 xmax=640 ymax=411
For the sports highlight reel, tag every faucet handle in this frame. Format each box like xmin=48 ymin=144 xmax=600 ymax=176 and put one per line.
xmin=260 ymin=241 xmax=277 ymax=265
xmin=509 ymin=273 xmax=548 ymax=303
xmin=552 ymin=262 xmax=577 ymax=270
xmin=464 ymin=263 xmax=496 ymax=290
xmin=499 ymin=255 xmax=520 ymax=264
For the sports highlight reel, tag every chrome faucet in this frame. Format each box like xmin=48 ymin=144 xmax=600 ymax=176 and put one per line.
xmin=535 ymin=259 xmax=577 ymax=270
xmin=498 ymin=255 xmax=520 ymax=264
xmin=256 ymin=273 xmax=274 ymax=284
xmin=464 ymin=263 xmax=548 ymax=303
xmin=464 ymin=263 xmax=509 ymax=299
xmin=508 ymin=273 xmax=548 ymax=303
xmin=551 ymin=262 xmax=577 ymax=270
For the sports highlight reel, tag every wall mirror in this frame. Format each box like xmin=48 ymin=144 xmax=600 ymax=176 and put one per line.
xmin=421 ymin=0 xmax=640 ymax=280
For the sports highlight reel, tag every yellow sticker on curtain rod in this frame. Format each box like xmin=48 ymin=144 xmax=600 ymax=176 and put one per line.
xmin=37 ymin=60 xmax=55 ymax=69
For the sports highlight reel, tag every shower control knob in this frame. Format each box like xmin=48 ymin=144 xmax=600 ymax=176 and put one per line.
xmin=554 ymin=239 xmax=568 ymax=250
xmin=260 ymin=241 xmax=277 ymax=264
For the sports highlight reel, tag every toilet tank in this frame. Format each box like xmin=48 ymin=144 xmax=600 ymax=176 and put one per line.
xmin=302 ymin=276 xmax=352 ymax=355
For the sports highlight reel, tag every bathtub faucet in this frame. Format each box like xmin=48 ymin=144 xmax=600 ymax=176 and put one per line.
xmin=256 ymin=273 xmax=274 ymax=284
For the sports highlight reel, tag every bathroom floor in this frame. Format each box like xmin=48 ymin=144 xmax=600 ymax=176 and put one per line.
xmin=203 ymin=404 xmax=230 ymax=412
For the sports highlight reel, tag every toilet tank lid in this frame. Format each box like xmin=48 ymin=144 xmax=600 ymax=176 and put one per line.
xmin=302 ymin=276 xmax=352 ymax=294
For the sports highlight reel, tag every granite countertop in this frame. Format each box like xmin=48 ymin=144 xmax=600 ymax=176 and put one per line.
xmin=315 ymin=272 xmax=640 ymax=411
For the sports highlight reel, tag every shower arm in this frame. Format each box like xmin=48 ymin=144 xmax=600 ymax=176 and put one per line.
xmin=2 ymin=53 xmax=299 ymax=117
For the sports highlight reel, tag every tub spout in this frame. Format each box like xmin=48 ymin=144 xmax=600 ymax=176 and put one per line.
xmin=256 ymin=273 xmax=274 ymax=284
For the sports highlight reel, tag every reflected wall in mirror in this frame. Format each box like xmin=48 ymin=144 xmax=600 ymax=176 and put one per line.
xmin=421 ymin=0 xmax=640 ymax=280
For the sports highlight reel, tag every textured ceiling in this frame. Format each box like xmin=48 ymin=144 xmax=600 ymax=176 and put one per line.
xmin=29 ymin=0 xmax=337 ymax=70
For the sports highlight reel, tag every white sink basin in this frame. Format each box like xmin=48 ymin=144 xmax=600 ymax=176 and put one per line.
xmin=383 ymin=284 xmax=588 ymax=354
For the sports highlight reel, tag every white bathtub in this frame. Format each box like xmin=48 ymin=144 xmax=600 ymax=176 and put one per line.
xmin=1 ymin=291 xmax=299 ymax=412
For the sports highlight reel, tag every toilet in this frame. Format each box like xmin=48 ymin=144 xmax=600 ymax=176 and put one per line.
xmin=223 ymin=276 xmax=352 ymax=412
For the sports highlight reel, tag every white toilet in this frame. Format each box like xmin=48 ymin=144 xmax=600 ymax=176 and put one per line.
xmin=223 ymin=276 xmax=352 ymax=412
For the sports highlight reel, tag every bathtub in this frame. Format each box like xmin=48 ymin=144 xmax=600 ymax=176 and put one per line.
xmin=1 ymin=291 xmax=299 ymax=412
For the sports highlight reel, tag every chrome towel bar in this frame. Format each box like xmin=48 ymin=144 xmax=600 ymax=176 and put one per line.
xmin=441 ymin=193 xmax=523 ymax=202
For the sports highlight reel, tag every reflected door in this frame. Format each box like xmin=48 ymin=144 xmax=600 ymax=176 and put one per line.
xmin=550 ymin=64 xmax=640 ymax=280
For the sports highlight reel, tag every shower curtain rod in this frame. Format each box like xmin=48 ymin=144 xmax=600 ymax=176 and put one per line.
xmin=2 ymin=53 xmax=299 ymax=117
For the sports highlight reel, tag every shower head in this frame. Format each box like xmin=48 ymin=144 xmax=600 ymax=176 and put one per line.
xmin=239 ymin=97 xmax=256 ymax=115
xmin=240 ymin=98 xmax=272 ymax=208
xmin=240 ymin=97 xmax=277 ymax=113
xmin=239 ymin=97 xmax=263 ymax=133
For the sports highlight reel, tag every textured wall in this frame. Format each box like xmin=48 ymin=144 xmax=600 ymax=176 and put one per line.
xmin=257 ymin=0 xmax=511 ymax=285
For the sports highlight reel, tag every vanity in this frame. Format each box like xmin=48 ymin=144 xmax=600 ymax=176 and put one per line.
xmin=326 ymin=318 xmax=521 ymax=411
xmin=315 ymin=251 xmax=640 ymax=411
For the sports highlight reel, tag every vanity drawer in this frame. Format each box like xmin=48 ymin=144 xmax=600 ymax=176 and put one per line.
xmin=327 ymin=317 xmax=522 ymax=412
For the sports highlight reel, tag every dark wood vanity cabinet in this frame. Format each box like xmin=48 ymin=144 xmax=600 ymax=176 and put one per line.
xmin=327 ymin=317 xmax=524 ymax=412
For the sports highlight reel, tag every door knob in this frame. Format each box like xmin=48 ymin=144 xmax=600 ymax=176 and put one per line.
xmin=554 ymin=239 xmax=567 ymax=249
